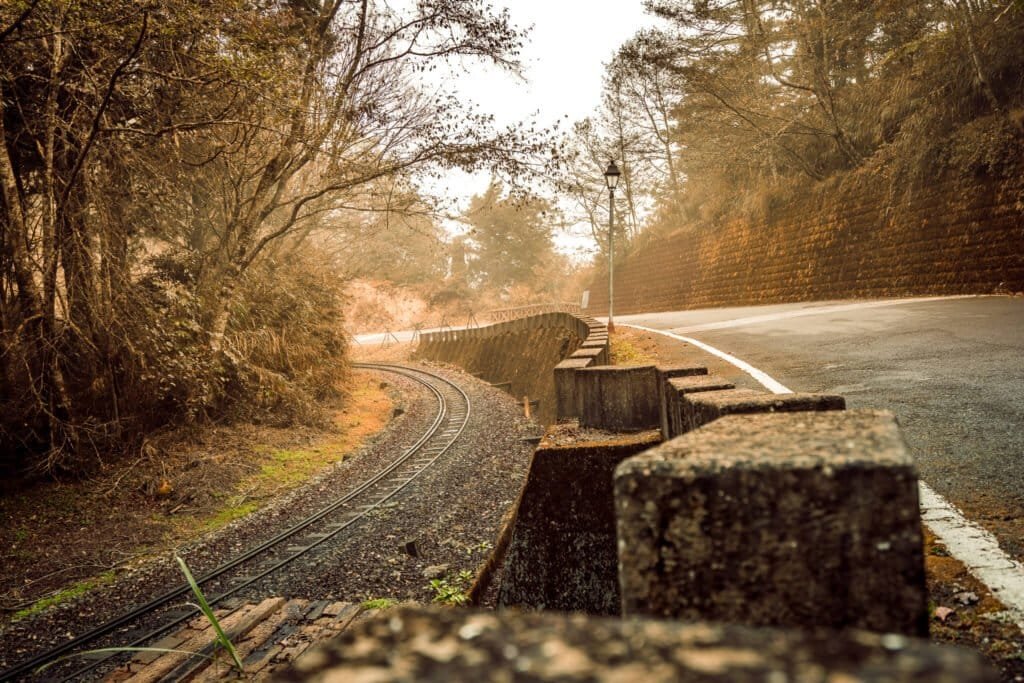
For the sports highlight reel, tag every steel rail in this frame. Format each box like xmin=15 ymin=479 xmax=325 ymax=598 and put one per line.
xmin=0 ymin=363 xmax=470 ymax=682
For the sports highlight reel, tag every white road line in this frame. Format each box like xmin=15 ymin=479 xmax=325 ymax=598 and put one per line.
xmin=626 ymin=295 xmax=979 ymax=334
xmin=624 ymin=321 xmax=1024 ymax=632
xmin=625 ymin=324 xmax=794 ymax=394
xmin=919 ymin=483 xmax=1024 ymax=631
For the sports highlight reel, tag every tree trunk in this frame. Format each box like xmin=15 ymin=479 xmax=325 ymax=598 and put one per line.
xmin=0 ymin=80 xmax=77 ymax=467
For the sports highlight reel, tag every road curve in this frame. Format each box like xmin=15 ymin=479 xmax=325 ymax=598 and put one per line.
xmin=618 ymin=296 xmax=1024 ymax=562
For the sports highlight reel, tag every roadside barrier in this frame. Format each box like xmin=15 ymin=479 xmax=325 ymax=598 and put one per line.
xmin=511 ymin=331 xmax=933 ymax=640
xmin=486 ymin=302 xmax=581 ymax=322
xmin=416 ymin=312 xmax=608 ymax=426
xmin=617 ymin=409 xmax=928 ymax=635
xmin=404 ymin=313 xmax=978 ymax=678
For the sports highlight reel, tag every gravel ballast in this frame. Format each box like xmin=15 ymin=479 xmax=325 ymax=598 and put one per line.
xmin=0 ymin=362 xmax=538 ymax=679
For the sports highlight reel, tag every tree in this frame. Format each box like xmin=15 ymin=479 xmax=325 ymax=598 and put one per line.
xmin=0 ymin=0 xmax=555 ymax=473
xmin=465 ymin=181 xmax=557 ymax=294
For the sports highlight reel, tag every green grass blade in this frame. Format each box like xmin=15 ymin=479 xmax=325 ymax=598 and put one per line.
xmin=174 ymin=555 xmax=244 ymax=671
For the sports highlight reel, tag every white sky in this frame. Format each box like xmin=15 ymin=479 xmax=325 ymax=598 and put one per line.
xmin=420 ymin=0 xmax=662 ymax=258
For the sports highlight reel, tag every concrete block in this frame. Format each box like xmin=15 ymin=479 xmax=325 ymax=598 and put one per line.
xmin=577 ymin=339 xmax=606 ymax=366
xmin=497 ymin=424 xmax=661 ymax=614
xmin=655 ymin=364 xmax=710 ymax=439
xmin=570 ymin=346 xmax=606 ymax=368
xmin=575 ymin=364 xmax=660 ymax=431
xmin=683 ymin=388 xmax=845 ymax=432
xmin=664 ymin=375 xmax=736 ymax=439
xmin=615 ymin=410 xmax=928 ymax=635
xmin=554 ymin=358 xmax=592 ymax=420
xmin=280 ymin=606 xmax=998 ymax=682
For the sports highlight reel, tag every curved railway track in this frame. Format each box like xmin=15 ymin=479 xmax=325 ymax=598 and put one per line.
xmin=0 ymin=363 xmax=470 ymax=682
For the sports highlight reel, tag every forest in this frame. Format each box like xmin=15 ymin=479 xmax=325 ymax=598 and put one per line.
xmin=563 ymin=0 xmax=1024 ymax=252
xmin=0 ymin=0 xmax=557 ymax=476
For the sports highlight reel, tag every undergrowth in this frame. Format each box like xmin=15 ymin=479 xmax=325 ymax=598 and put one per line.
xmin=429 ymin=570 xmax=474 ymax=606
xmin=609 ymin=336 xmax=654 ymax=365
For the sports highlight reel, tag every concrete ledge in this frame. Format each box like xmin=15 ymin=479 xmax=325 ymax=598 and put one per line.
xmin=579 ymin=339 xmax=610 ymax=365
xmin=683 ymin=388 xmax=845 ymax=432
xmin=278 ymin=606 xmax=998 ymax=682
xmin=569 ymin=346 xmax=605 ymax=364
xmin=554 ymin=358 xmax=593 ymax=421
xmin=497 ymin=423 xmax=661 ymax=614
xmin=615 ymin=410 xmax=928 ymax=635
xmin=575 ymin=365 xmax=660 ymax=431
xmin=664 ymin=375 xmax=737 ymax=439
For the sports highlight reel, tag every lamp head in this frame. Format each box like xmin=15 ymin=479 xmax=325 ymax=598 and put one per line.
xmin=603 ymin=159 xmax=621 ymax=190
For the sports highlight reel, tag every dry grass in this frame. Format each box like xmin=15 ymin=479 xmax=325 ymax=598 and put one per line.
xmin=609 ymin=332 xmax=655 ymax=365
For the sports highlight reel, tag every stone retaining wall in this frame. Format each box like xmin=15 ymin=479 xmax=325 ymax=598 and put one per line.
xmin=584 ymin=171 xmax=1024 ymax=315
xmin=414 ymin=313 xmax=608 ymax=426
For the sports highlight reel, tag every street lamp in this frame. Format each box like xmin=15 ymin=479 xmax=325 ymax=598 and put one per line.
xmin=604 ymin=159 xmax=621 ymax=333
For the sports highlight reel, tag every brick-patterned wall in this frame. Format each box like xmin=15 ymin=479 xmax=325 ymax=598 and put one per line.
xmin=585 ymin=171 xmax=1024 ymax=315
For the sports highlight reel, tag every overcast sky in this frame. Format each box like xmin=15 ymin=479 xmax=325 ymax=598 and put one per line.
xmin=422 ymin=0 xmax=662 ymax=256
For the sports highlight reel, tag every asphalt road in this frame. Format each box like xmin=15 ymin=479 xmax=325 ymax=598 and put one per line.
xmin=619 ymin=295 xmax=1024 ymax=559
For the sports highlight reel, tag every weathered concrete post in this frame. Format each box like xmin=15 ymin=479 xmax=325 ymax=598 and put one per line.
xmin=281 ymin=606 xmax=999 ymax=682
xmin=497 ymin=425 xmax=661 ymax=614
xmin=663 ymin=375 xmax=737 ymax=438
xmin=615 ymin=410 xmax=929 ymax=636
xmin=553 ymin=358 xmax=592 ymax=421
xmin=575 ymin=365 xmax=660 ymax=431
xmin=654 ymin=364 xmax=710 ymax=439
xmin=569 ymin=346 xmax=605 ymax=366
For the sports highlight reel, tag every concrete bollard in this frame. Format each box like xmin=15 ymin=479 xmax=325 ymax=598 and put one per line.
xmin=497 ymin=425 xmax=662 ymax=614
xmin=281 ymin=606 xmax=998 ymax=682
xmin=575 ymin=365 xmax=660 ymax=431
xmin=553 ymin=358 xmax=592 ymax=421
xmin=663 ymin=375 xmax=736 ymax=439
xmin=579 ymin=340 xmax=610 ymax=366
xmin=569 ymin=346 xmax=605 ymax=366
xmin=615 ymin=410 xmax=928 ymax=636
xmin=682 ymin=388 xmax=845 ymax=432
xmin=655 ymin=365 xmax=710 ymax=439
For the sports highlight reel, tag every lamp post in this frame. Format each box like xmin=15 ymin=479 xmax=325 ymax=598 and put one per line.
xmin=604 ymin=159 xmax=621 ymax=333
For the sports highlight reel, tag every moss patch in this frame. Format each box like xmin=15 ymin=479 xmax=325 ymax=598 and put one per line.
xmin=12 ymin=571 xmax=116 ymax=622
xmin=170 ymin=371 xmax=393 ymax=538
xmin=361 ymin=597 xmax=399 ymax=610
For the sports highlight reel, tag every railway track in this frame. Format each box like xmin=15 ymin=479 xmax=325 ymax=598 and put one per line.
xmin=0 ymin=363 xmax=470 ymax=682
